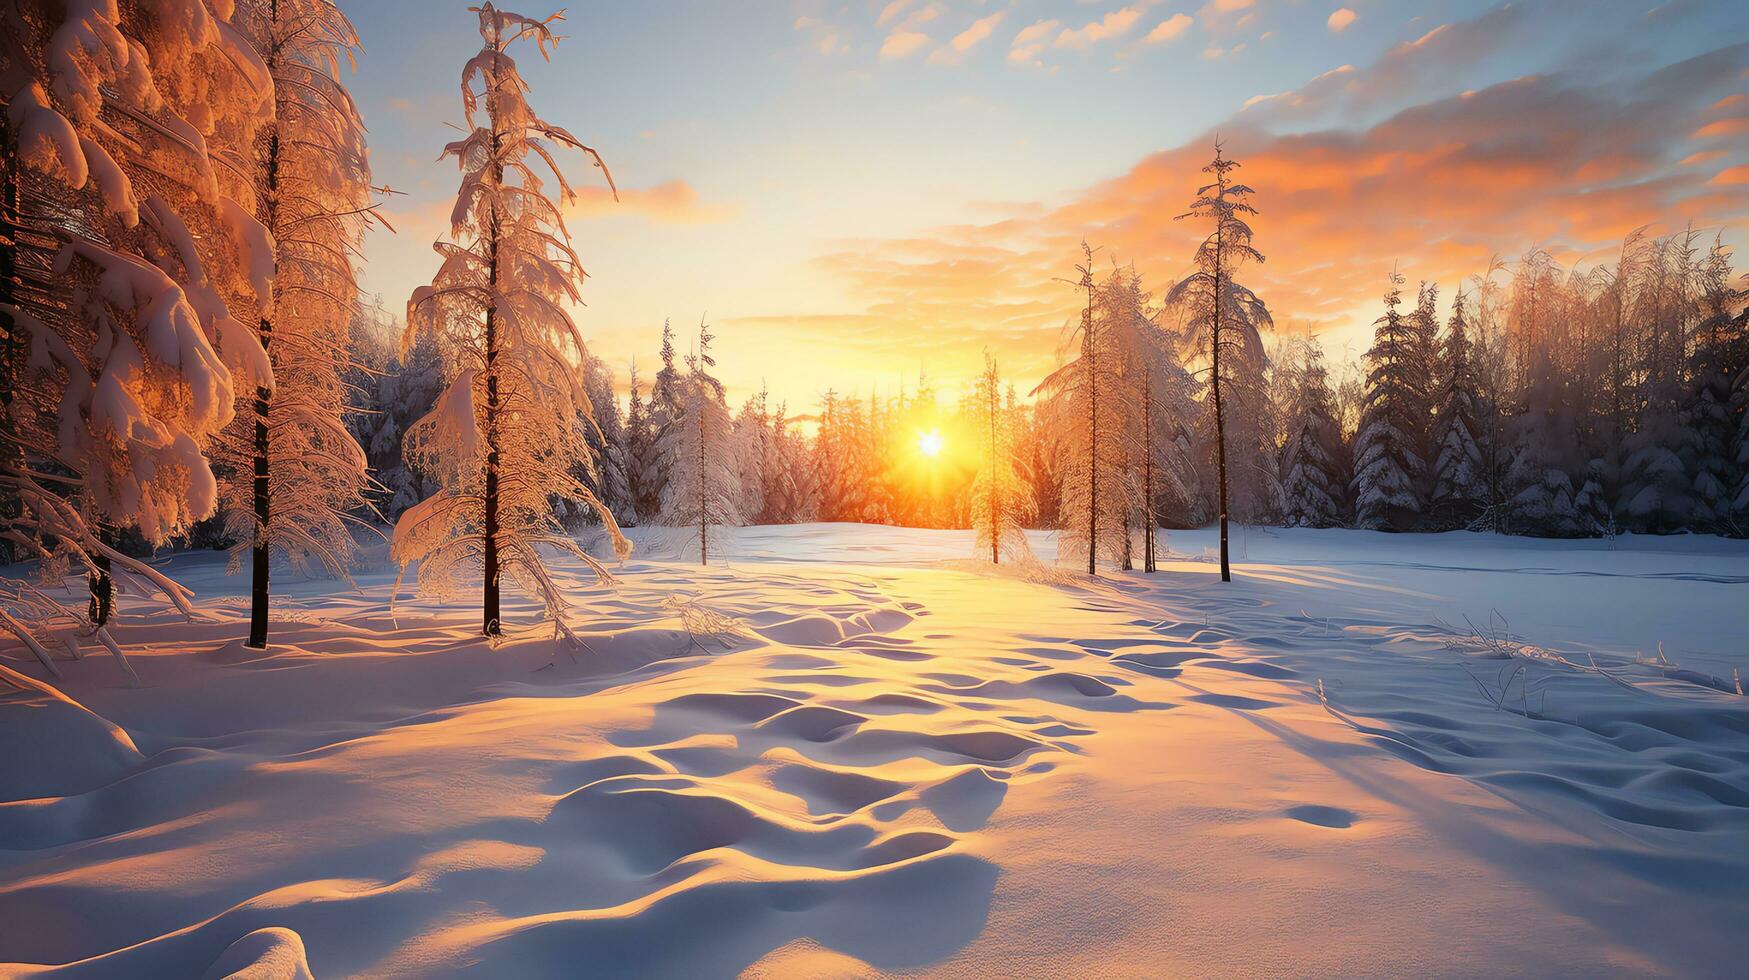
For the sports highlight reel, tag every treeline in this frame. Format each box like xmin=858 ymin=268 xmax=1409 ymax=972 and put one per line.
xmin=349 ymin=216 xmax=1749 ymax=564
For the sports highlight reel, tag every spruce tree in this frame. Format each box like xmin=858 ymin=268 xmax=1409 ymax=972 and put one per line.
xmin=1426 ymin=290 xmax=1489 ymax=529
xmin=1350 ymin=269 xmax=1425 ymax=529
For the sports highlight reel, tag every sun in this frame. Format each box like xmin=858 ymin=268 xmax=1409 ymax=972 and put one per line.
xmin=917 ymin=429 xmax=944 ymax=458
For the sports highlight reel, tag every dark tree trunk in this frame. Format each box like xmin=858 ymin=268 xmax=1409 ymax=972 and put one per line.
xmin=1143 ymin=378 xmax=1156 ymax=574
xmin=1213 ymin=225 xmax=1231 ymax=583
xmin=247 ymin=124 xmax=280 ymax=650
xmin=88 ymin=531 xmax=113 ymax=627
xmin=1083 ymin=260 xmax=1098 ymax=577
xmin=482 ymin=30 xmax=504 ymax=637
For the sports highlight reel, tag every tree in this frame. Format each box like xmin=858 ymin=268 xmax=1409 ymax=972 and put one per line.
xmin=655 ymin=319 xmax=743 ymax=563
xmin=1 ymin=0 xmax=269 ymax=674
xmin=1350 ymin=269 xmax=1425 ymax=530
xmin=1279 ymin=338 xmax=1349 ymax=528
xmin=1426 ymin=290 xmax=1489 ymax=528
xmin=1504 ymin=348 xmax=1586 ymax=536
xmin=223 ymin=0 xmax=379 ymax=649
xmin=1034 ymin=244 xmax=1131 ymax=575
xmin=969 ymin=353 xmax=1033 ymax=563
xmin=1170 ymin=142 xmax=1271 ymax=581
xmin=393 ymin=4 xmax=627 ymax=641
xmin=1679 ymin=240 xmax=1745 ymax=532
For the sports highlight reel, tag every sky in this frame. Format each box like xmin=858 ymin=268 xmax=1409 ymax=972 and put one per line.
xmin=346 ymin=0 xmax=1749 ymax=411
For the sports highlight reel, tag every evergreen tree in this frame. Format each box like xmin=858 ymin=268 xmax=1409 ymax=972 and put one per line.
xmin=969 ymin=353 xmax=1034 ymax=563
xmin=1679 ymin=240 xmax=1745 ymax=532
xmin=655 ymin=319 xmax=743 ymax=563
xmin=1280 ymin=339 xmax=1349 ymax=528
xmin=1168 ymin=143 xmax=1273 ymax=580
xmin=1426 ymin=290 xmax=1489 ymax=529
xmin=1504 ymin=348 xmax=1586 ymax=536
xmin=1351 ymin=269 xmax=1426 ymax=529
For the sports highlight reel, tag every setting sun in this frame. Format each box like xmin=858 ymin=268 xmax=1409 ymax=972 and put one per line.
xmin=917 ymin=429 xmax=945 ymax=458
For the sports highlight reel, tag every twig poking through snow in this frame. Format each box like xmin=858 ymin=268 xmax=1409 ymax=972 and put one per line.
xmin=663 ymin=595 xmax=754 ymax=654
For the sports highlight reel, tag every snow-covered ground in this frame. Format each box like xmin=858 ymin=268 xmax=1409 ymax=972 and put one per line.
xmin=2 ymin=525 xmax=1746 ymax=977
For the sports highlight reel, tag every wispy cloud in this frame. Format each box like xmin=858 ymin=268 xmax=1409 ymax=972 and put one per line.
xmin=1055 ymin=4 xmax=1149 ymax=50
xmin=931 ymin=10 xmax=1006 ymax=64
xmin=1143 ymin=13 xmax=1193 ymax=44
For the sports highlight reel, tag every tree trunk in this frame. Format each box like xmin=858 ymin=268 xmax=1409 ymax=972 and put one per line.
xmin=1084 ymin=264 xmax=1098 ymax=577
xmin=989 ymin=378 xmax=1000 ymax=564
xmin=0 ymin=112 xmax=20 ymax=565
xmin=247 ymin=123 xmax=280 ymax=650
xmin=88 ymin=531 xmax=112 ymax=627
xmin=1143 ymin=379 xmax=1156 ymax=574
xmin=698 ymin=401 xmax=708 ymax=566
xmin=1214 ymin=223 xmax=1231 ymax=583
xmin=482 ymin=30 xmax=504 ymax=637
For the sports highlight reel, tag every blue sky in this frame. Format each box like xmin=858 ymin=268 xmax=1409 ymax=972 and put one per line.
xmin=345 ymin=1 xmax=1749 ymax=408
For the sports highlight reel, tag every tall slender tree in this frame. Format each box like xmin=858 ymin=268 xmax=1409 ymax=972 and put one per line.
xmin=1034 ymin=243 xmax=1129 ymax=575
xmin=1170 ymin=143 xmax=1271 ymax=581
xmin=223 ymin=0 xmax=379 ymax=649
xmin=393 ymin=4 xmax=627 ymax=640
xmin=969 ymin=353 xmax=1034 ymax=563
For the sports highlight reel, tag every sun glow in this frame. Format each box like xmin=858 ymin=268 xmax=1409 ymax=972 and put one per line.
xmin=917 ymin=429 xmax=945 ymax=458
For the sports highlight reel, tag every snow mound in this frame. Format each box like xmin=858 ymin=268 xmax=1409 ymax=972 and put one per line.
xmin=202 ymin=928 xmax=312 ymax=980
xmin=0 ymin=688 xmax=141 ymax=801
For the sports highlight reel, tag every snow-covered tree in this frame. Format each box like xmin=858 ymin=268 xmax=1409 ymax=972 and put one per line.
xmin=1617 ymin=232 xmax=1702 ymax=534
xmin=1350 ymin=269 xmax=1425 ymax=530
xmin=1679 ymin=240 xmax=1745 ymax=533
xmin=393 ymin=4 xmax=628 ymax=640
xmin=1279 ymin=338 xmax=1349 ymax=528
xmin=655 ymin=319 xmax=743 ymax=564
xmin=552 ymin=352 xmax=630 ymax=531
xmin=1426 ymin=290 xmax=1489 ymax=528
xmin=1106 ymin=265 xmax=1197 ymax=571
xmin=218 ymin=0 xmax=378 ymax=649
xmin=1504 ymin=348 xmax=1586 ymax=536
xmin=347 ymin=302 xmax=444 ymax=521
xmin=1034 ymin=244 xmax=1132 ymax=575
xmin=1169 ymin=143 xmax=1273 ymax=580
xmin=1 ymin=0 xmax=269 ymax=671
xmin=969 ymin=353 xmax=1033 ymax=563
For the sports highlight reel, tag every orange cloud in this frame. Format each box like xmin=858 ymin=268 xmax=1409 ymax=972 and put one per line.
xmin=776 ymin=41 xmax=1749 ymax=378
xmin=566 ymin=180 xmax=738 ymax=225
xmin=1144 ymin=14 xmax=1193 ymax=45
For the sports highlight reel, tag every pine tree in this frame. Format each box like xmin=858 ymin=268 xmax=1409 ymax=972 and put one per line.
xmin=1033 ymin=244 xmax=1131 ymax=575
xmin=1280 ymin=339 xmax=1349 ymax=528
xmin=1618 ymin=231 xmax=1702 ymax=533
xmin=1679 ymin=240 xmax=1745 ymax=532
xmin=623 ymin=361 xmax=654 ymax=525
xmin=1426 ymin=290 xmax=1489 ymax=529
xmin=393 ymin=4 xmax=627 ymax=641
xmin=1351 ymin=269 xmax=1426 ymax=530
xmin=655 ymin=319 xmax=743 ymax=563
xmin=970 ymin=353 xmax=1034 ymax=563
xmin=1169 ymin=142 xmax=1272 ymax=580
xmin=1504 ymin=347 xmax=1586 ymax=536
